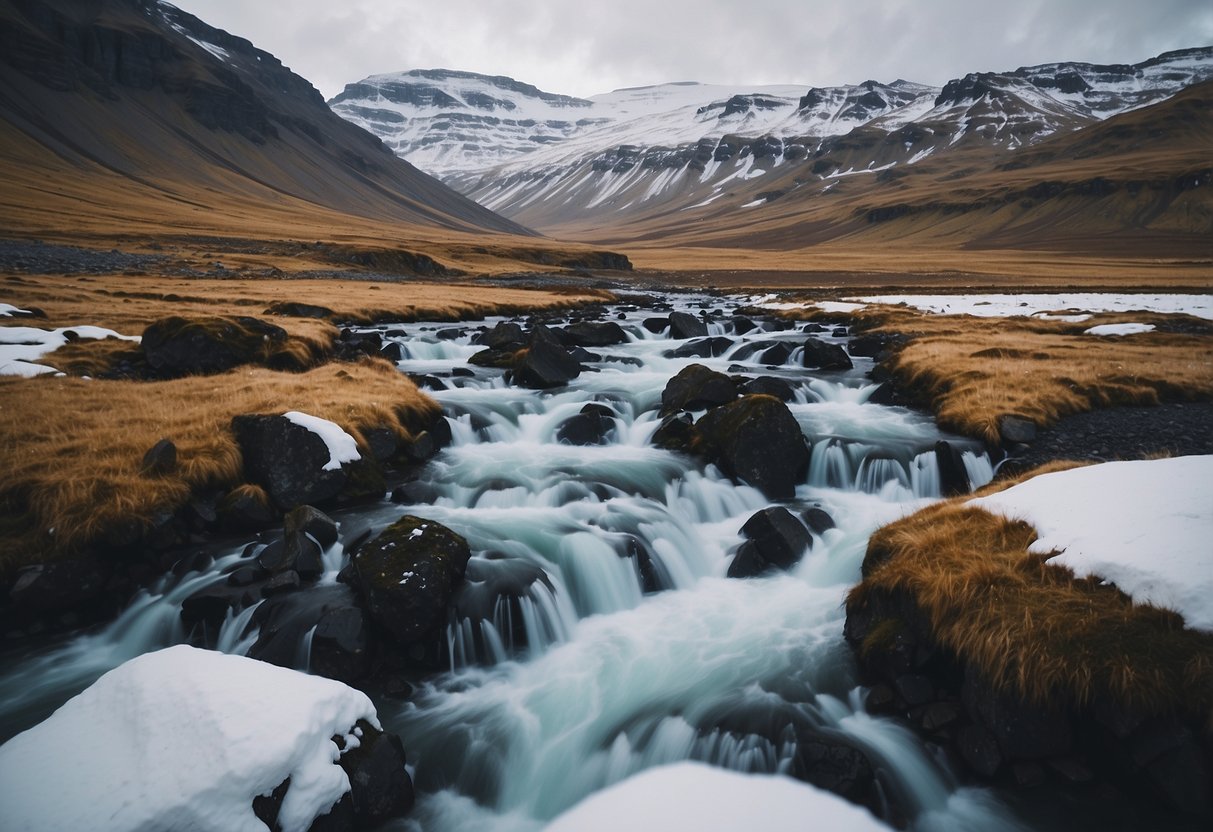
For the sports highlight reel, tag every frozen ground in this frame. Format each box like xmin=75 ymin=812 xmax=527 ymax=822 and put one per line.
xmin=0 ymin=324 xmax=140 ymax=377
xmin=970 ymin=456 xmax=1213 ymax=631
xmin=0 ymin=645 xmax=379 ymax=832
xmin=837 ymin=293 xmax=1213 ymax=320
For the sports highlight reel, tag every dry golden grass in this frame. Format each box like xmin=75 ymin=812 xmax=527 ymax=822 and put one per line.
xmin=850 ymin=463 xmax=1213 ymax=719
xmin=0 ymin=359 xmax=438 ymax=575
xmin=852 ymin=307 xmax=1213 ymax=443
xmin=1 ymin=273 xmax=610 ymax=335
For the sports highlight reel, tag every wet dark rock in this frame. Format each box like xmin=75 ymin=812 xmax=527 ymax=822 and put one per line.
xmin=832 ymin=327 xmax=849 ymax=337
xmin=804 ymin=322 xmax=828 ymax=333
xmin=738 ymin=507 xmax=812 ymax=571
xmin=334 ymin=330 xmax=383 ymax=361
xmin=352 ymin=515 xmax=471 ymax=645
xmin=651 ymin=413 xmax=697 ymax=454
xmin=141 ymin=438 xmax=177 ymax=475
xmin=802 ymin=507 xmax=836 ymax=534
xmin=181 ymin=583 xmax=260 ymax=637
xmin=262 ymin=570 xmax=302 ymax=595
xmin=451 ymin=557 xmax=555 ymax=655
xmin=226 ymin=565 xmax=261 ymax=587
xmin=695 ymin=395 xmax=810 ymax=499
xmin=738 ymin=376 xmax=796 ymax=401
xmin=642 ymin=317 xmax=669 ymax=334
xmin=311 ymin=605 xmax=371 ymax=682
xmin=757 ymin=342 xmax=795 ymax=366
xmin=792 ymin=738 xmax=880 ymax=815
xmin=247 ymin=584 xmax=358 ymax=670
xmin=660 ymin=364 xmax=737 ymax=416
xmin=998 ymin=415 xmax=1037 ymax=444
xmin=514 ymin=326 xmax=581 ymax=389
xmin=959 ymin=724 xmax=1003 ymax=776
xmin=379 ymin=342 xmax=405 ymax=362
xmin=895 ymin=674 xmax=935 ymax=707
xmin=670 ymin=336 xmax=733 ymax=358
xmin=216 ymin=486 xmax=277 ymax=531
xmin=934 ymin=440 xmax=971 ymax=496
xmin=339 ymin=722 xmax=415 ymax=826
xmin=9 ymin=558 xmax=111 ymax=617
xmin=668 ymin=311 xmax=708 ymax=339
xmin=474 ymin=322 xmax=526 ymax=351
xmin=725 ymin=540 xmax=769 ymax=578
xmin=556 ymin=403 xmax=616 ymax=445
xmin=562 ymin=321 xmax=628 ymax=347
xmin=731 ymin=316 xmax=757 ymax=335
xmin=232 ymin=414 xmax=353 ymax=509
xmin=284 ymin=505 xmax=339 ymax=548
xmin=921 ymin=701 xmax=961 ymax=732
xmin=963 ymin=670 xmax=1073 ymax=760
xmin=142 ymin=316 xmax=289 ymax=376
xmin=801 ymin=337 xmax=853 ymax=370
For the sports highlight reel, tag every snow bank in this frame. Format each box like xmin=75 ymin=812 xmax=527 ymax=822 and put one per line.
xmin=544 ymin=762 xmax=890 ymax=832
xmin=0 ymin=303 xmax=31 ymax=316
xmin=848 ymin=293 xmax=1213 ymax=320
xmin=283 ymin=411 xmax=361 ymax=471
xmin=1084 ymin=322 xmax=1156 ymax=336
xmin=0 ymin=324 xmax=140 ymax=377
xmin=0 ymin=645 xmax=379 ymax=832
xmin=970 ymin=456 xmax=1213 ymax=631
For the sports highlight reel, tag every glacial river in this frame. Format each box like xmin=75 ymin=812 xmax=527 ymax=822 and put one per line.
xmin=0 ymin=294 xmax=1029 ymax=831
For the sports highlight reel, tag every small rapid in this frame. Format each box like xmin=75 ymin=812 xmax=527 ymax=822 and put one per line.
xmin=0 ymin=294 xmax=1019 ymax=831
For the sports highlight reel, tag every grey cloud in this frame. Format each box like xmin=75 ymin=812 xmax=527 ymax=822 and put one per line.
xmin=172 ymin=0 xmax=1213 ymax=98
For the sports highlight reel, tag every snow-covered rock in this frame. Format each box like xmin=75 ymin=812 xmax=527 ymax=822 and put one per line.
xmin=0 ymin=645 xmax=380 ymax=832
xmin=970 ymin=455 xmax=1213 ymax=631
xmin=544 ymin=761 xmax=890 ymax=832
xmin=283 ymin=411 xmax=361 ymax=471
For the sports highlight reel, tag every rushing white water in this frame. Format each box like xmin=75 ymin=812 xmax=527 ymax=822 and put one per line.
xmin=0 ymin=294 xmax=1016 ymax=831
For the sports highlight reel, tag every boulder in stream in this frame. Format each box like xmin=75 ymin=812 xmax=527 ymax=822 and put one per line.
xmin=801 ymin=337 xmax=853 ymax=371
xmin=660 ymin=363 xmax=737 ymax=416
xmin=351 ymin=516 xmax=471 ymax=645
xmin=695 ymin=395 xmax=810 ymax=499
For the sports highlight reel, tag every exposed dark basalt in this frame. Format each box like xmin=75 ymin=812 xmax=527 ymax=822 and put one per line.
xmin=845 ymin=585 xmax=1213 ymax=824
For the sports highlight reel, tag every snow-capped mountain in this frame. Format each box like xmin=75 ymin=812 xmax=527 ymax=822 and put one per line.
xmin=329 ymin=48 xmax=1213 ymax=230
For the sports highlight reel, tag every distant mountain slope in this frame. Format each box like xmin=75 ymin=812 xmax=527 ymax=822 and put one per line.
xmin=331 ymin=48 xmax=1212 ymax=237
xmin=0 ymin=0 xmax=534 ymax=244
xmin=590 ymin=81 xmax=1213 ymax=261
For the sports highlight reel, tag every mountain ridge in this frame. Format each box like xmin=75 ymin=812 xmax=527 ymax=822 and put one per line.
xmin=329 ymin=46 xmax=1213 ymax=242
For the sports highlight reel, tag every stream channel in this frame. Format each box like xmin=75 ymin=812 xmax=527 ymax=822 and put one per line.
xmin=0 ymin=293 xmax=1030 ymax=831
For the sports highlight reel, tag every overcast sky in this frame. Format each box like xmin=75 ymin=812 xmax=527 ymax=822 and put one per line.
xmin=171 ymin=0 xmax=1213 ymax=100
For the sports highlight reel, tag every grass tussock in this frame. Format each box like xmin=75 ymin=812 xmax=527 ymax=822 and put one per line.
xmin=850 ymin=463 xmax=1213 ymax=720
xmin=857 ymin=307 xmax=1213 ymax=443
xmin=0 ymin=359 xmax=438 ymax=575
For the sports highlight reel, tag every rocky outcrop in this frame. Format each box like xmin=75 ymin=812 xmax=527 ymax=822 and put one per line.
xmin=232 ymin=414 xmax=357 ymax=510
xmin=845 ymin=585 xmax=1213 ymax=823
xmin=141 ymin=316 xmax=295 ymax=377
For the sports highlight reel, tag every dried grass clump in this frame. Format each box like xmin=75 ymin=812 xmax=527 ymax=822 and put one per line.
xmin=0 ymin=359 xmax=438 ymax=574
xmin=856 ymin=307 xmax=1213 ymax=443
xmin=849 ymin=463 xmax=1213 ymax=719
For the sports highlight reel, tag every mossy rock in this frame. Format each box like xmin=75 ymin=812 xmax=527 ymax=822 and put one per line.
xmin=696 ymin=394 xmax=809 ymax=499
xmin=352 ymin=515 xmax=470 ymax=644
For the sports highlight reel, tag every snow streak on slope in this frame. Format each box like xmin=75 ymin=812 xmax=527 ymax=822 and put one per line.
xmin=329 ymin=49 xmax=1213 ymax=226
